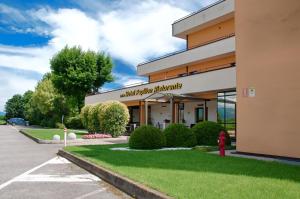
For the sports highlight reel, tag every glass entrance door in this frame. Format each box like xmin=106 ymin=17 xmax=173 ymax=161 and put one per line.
xmin=195 ymin=107 xmax=204 ymax=123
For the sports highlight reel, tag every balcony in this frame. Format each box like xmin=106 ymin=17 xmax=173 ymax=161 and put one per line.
xmin=172 ymin=0 xmax=234 ymax=39
xmin=137 ymin=35 xmax=235 ymax=76
xmin=85 ymin=66 xmax=236 ymax=104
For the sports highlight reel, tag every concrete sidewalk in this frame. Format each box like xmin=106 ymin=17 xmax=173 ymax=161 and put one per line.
xmin=210 ymin=150 xmax=300 ymax=166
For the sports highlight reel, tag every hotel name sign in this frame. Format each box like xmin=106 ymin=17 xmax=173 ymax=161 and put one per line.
xmin=120 ymin=82 xmax=183 ymax=98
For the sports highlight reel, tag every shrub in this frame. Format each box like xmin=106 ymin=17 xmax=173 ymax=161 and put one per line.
xmin=80 ymin=104 xmax=92 ymax=130
xmin=65 ymin=115 xmax=83 ymax=129
xmin=55 ymin=122 xmax=65 ymax=129
xmin=192 ymin=121 xmax=231 ymax=146
xmin=87 ymin=103 xmax=102 ymax=132
xmin=164 ymin=123 xmax=197 ymax=147
xmin=129 ymin=125 xmax=166 ymax=149
xmin=40 ymin=118 xmax=56 ymax=128
xmin=99 ymin=101 xmax=129 ymax=137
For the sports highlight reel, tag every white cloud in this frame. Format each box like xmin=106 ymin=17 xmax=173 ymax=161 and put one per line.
xmin=113 ymin=72 xmax=147 ymax=87
xmin=36 ymin=8 xmax=102 ymax=51
xmin=0 ymin=3 xmax=26 ymax=23
xmin=0 ymin=1 xmax=189 ymax=72
xmin=99 ymin=0 xmax=188 ymax=66
xmin=0 ymin=70 xmax=37 ymax=111
xmin=0 ymin=0 xmax=218 ymax=110
xmin=0 ymin=45 xmax=54 ymax=73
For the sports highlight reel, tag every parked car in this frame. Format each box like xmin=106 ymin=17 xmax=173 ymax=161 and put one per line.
xmin=7 ymin=118 xmax=27 ymax=126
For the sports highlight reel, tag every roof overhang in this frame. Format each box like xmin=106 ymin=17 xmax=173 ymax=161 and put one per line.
xmin=172 ymin=0 xmax=235 ymax=39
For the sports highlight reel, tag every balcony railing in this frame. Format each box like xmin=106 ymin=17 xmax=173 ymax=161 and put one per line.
xmin=172 ymin=0 xmax=226 ymax=25
xmin=137 ymin=33 xmax=235 ymax=67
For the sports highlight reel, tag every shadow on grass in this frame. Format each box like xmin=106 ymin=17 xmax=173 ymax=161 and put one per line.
xmin=67 ymin=144 xmax=300 ymax=183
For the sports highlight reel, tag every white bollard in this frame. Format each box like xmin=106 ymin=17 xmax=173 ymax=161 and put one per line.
xmin=53 ymin=134 xmax=60 ymax=141
xmin=67 ymin=132 xmax=76 ymax=140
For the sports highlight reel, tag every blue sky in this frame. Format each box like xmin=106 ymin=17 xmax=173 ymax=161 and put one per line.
xmin=0 ymin=0 xmax=217 ymax=111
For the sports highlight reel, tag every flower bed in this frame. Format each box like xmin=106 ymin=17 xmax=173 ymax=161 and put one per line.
xmin=82 ymin=133 xmax=112 ymax=139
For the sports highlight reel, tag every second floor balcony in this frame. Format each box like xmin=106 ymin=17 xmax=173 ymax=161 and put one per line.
xmin=137 ymin=35 xmax=235 ymax=76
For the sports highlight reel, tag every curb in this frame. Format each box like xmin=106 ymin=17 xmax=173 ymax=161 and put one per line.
xmin=19 ymin=130 xmax=51 ymax=144
xmin=19 ymin=129 xmax=87 ymax=144
xmin=58 ymin=150 xmax=173 ymax=199
xmin=19 ymin=130 xmax=64 ymax=144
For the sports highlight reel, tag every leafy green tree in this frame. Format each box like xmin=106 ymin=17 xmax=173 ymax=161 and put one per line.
xmin=5 ymin=94 xmax=24 ymax=119
xmin=23 ymin=90 xmax=33 ymax=105
xmin=23 ymin=90 xmax=33 ymax=121
xmin=50 ymin=46 xmax=113 ymax=111
xmin=31 ymin=75 xmax=70 ymax=127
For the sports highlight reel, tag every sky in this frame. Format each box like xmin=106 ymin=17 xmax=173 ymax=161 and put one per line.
xmin=0 ymin=0 xmax=218 ymax=111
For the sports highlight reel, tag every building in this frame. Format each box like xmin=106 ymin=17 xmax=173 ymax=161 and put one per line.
xmin=86 ymin=0 xmax=300 ymax=159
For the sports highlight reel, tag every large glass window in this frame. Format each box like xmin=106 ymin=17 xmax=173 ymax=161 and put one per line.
xmin=217 ymin=91 xmax=236 ymax=138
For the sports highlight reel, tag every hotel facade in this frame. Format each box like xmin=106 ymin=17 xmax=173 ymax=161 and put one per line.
xmin=86 ymin=0 xmax=300 ymax=159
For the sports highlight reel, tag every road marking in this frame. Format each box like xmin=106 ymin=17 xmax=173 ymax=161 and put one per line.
xmin=0 ymin=157 xmax=56 ymax=190
xmin=16 ymin=174 xmax=99 ymax=182
xmin=0 ymin=156 xmax=100 ymax=190
xmin=48 ymin=156 xmax=71 ymax=164
xmin=74 ymin=189 xmax=106 ymax=199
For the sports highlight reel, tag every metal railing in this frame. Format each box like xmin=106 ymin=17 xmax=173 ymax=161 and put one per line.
xmin=137 ymin=33 xmax=235 ymax=66
xmin=172 ymin=0 xmax=226 ymax=25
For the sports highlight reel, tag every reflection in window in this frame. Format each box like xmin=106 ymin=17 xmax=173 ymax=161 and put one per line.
xmin=217 ymin=91 xmax=236 ymax=138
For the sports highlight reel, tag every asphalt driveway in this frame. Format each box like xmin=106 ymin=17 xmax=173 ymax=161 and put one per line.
xmin=0 ymin=125 xmax=130 ymax=199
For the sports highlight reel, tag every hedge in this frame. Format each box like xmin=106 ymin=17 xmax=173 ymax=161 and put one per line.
xmin=87 ymin=103 xmax=102 ymax=132
xmin=65 ymin=115 xmax=83 ymax=129
xmin=192 ymin=121 xmax=231 ymax=146
xmin=80 ymin=104 xmax=92 ymax=130
xmin=164 ymin=123 xmax=197 ymax=147
xmin=129 ymin=125 xmax=166 ymax=149
xmin=98 ymin=101 xmax=129 ymax=137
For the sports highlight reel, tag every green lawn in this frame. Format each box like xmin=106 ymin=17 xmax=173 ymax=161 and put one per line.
xmin=0 ymin=120 xmax=6 ymax=125
xmin=24 ymin=128 xmax=87 ymax=140
xmin=65 ymin=144 xmax=300 ymax=199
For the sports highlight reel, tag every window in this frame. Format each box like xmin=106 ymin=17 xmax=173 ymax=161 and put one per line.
xmin=217 ymin=91 xmax=236 ymax=138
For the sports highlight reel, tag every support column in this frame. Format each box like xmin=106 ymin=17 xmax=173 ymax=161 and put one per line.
xmin=170 ymin=97 xmax=174 ymax=124
xmin=145 ymin=100 xmax=148 ymax=125
xmin=204 ymin=100 xmax=207 ymax=121
xmin=174 ymin=103 xmax=178 ymax=123
xmin=139 ymin=101 xmax=145 ymax=125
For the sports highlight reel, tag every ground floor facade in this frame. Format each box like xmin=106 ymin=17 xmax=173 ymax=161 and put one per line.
xmin=86 ymin=66 xmax=237 ymax=136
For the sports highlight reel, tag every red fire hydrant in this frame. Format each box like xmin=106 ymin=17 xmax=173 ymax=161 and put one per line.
xmin=218 ymin=131 xmax=226 ymax=157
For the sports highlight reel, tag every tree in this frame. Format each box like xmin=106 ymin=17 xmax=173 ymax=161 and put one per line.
xmin=31 ymin=75 xmax=70 ymax=127
xmin=5 ymin=94 xmax=24 ymax=119
xmin=50 ymin=46 xmax=113 ymax=111
xmin=23 ymin=90 xmax=34 ymax=121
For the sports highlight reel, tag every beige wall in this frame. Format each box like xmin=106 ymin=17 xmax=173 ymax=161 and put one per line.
xmin=86 ymin=67 xmax=236 ymax=104
xmin=149 ymin=54 xmax=235 ymax=83
xmin=236 ymin=0 xmax=300 ymax=158
xmin=188 ymin=18 xmax=234 ymax=49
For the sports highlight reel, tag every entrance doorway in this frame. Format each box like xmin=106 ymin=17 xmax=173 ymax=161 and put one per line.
xmin=195 ymin=107 xmax=205 ymax=123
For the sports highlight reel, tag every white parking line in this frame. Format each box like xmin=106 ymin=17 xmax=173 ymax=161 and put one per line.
xmin=48 ymin=156 xmax=71 ymax=164
xmin=0 ymin=157 xmax=57 ymax=190
xmin=16 ymin=174 xmax=99 ymax=182
xmin=74 ymin=188 xmax=106 ymax=199
xmin=0 ymin=156 xmax=100 ymax=190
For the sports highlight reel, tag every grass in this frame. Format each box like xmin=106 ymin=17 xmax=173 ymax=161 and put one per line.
xmin=0 ymin=120 xmax=6 ymax=125
xmin=23 ymin=128 xmax=87 ymax=140
xmin=65 ymin=144 xmax=300 ymax=199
